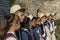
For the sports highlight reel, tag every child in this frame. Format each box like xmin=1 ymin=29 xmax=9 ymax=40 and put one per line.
xmin=40 ymin=14 xmax=51 ymax=40
xmin=31 ymin=17 xmax=41 ymax=40
xmin=10 ymin=4 xmax=25 ymax=40
xmin=48 ymin=14 xmax=56 ymax=40
xmin=20 ymin=17 xmax=30 ymax=40
xmin=0 ymin=14 xmax=20 ymax=40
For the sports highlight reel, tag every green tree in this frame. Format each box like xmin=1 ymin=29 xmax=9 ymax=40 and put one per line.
xmin=10 ymin=0 xmax=15 ymax=6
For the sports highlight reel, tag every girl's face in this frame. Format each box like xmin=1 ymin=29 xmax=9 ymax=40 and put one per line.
xmin=31 ymin=19 xmax=36 ymax=27
xmin=29 ymin=19 xmax=36 ymax=27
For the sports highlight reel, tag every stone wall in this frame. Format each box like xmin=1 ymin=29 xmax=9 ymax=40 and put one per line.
xmin=0 ymin=0 xmax=60 ymax=20
xmin=14 ymin=0 xmax=60 ymax=19
xmin=15 ymin=0 xmax=42 ymax=17
xmin=41 ymin=0 xmax=60 ymax=19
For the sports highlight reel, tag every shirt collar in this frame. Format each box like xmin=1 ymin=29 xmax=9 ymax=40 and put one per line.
xmin=7 ymin=32 xmax=15 ymax=35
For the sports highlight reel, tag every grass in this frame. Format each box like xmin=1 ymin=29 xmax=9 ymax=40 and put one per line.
xmin=55 ymin=19 xmax=60 ymax=40
xmin=56 ymin=26 xmax=60 ymax=40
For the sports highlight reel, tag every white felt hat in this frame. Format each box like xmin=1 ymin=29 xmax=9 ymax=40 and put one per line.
xmin=46 ymin=13 xmax=50 ymax=16
xmin=39 ymin=13 xmax=44 ymax=18
xmin=27 ymin=15 xmax=33 ymax=20
xmin=51 ymin=13 xmax=54 ymax=15
xmin=10 ymin=4 xmax=21 ymax=13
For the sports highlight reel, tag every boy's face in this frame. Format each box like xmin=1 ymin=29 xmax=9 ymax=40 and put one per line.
xmin=49 ymin=16 xmax=53 ymax=20
xmin=16 ymin=11 xmax=25 ymax=22
xmin=29 ymin=21 xmax=32 ymax=28
xmin=41 ymin=17 xmax=47 ymax=23
xmin=36 ymin=19 xmax=41 ymax=25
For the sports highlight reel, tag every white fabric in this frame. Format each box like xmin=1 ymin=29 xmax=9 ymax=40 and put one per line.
xmin=7 ymin=32 xmax=15 ymax=35
xmin=51 ymin=33 xmax=56 ymax=40
xmin=37 ymin=30 xmax=40 ymax=33
xmin=6 ymin=37 xmax=17 ymax=40
xmin=10 ymin=5 xmax=21 ymax=13
xmin=24 ymin=29 xmax=28 ymax=31
xmin=39 ymin=13 xmax=44 ymax=18
xmin=54 ymin=26 xmax=57 ymax=30
xmin=51 ymin=21 xmax=56 ymax=40
xmin=6 ymin=32 xmax=17 ymax=40
xmin=48 ymin=21 xmax=53 ymax=32
xmin=46 ymin=37 xmax=50 ymax=40
xmin=45 ymin=26 xmax=51 ymax=40
xmin=27 ymin=15 xmax=33 ymax=20
xmin=49 ymin=21 xmax=56 ymax=40
xmin=51 ymin=13 xmax=54 ymax=15
xmin=42 ymin=33 xmax=46 ymax=38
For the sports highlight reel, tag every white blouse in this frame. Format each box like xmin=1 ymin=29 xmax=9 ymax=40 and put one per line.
xmin=6 ymin=32 xmax=17 ymax=40
xmin=6 ymin=37 xmax=17 ymax=40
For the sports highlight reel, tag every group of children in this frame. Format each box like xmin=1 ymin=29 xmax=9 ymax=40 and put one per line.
xmin=0 ymin=4 xmax=57 ymax=40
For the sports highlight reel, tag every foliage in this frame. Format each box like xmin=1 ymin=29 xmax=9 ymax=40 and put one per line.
xmin=55 ymin=19 xmax=60 ymax=40
xmin=10 ymin=0 xmax=15 ymax=6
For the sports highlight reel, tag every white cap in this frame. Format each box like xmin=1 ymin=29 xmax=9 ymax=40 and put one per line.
xmin=51 ymin=13 xmax=54 ymax=15
xmin=39 ymin=13 xmax=44 ymax=18
xmin=10 ymin=4 xmax=21 ymax=13
xmin=27 ymin=15 xmax=33 ymax=20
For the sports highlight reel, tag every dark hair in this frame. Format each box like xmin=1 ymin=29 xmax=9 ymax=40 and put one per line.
xmin=31 ymin=17 xmax=37 ymax=21
xmin=0 ymin=14 xmax=15 ymax=39
xmin=25 ymin=17 xmax=30 ymax=28
xmin=16 ymin=8 xmax=25 ymax=13
xmin=54 ymin=13 xmax=56 ymax=16
xmin=36 ymin=17 xmax=41 ymax=21
xmin=48 ymin=14 xmax=53 ymax=17
xmin=42 ymin=15 xmax=47 ymax=18
xmin=21 ymin=16 xmax=30 ymax=28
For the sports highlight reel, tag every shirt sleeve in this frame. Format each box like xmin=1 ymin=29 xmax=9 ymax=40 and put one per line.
xmin=6 ymin=37 xmax=17 ymax=40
